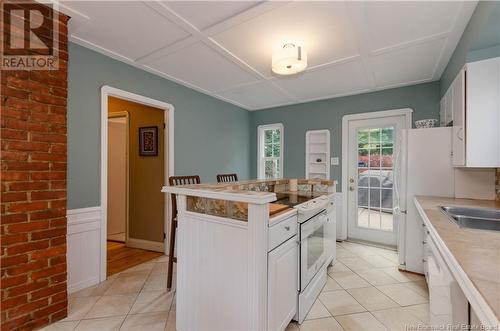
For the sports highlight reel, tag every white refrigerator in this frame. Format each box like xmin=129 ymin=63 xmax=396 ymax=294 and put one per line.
xmin=396 ymin=127 xmax=455 ymax=274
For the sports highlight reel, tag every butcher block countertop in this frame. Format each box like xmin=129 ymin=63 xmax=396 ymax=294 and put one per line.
xmin=414 ymin=196 xmax=500 ymax=326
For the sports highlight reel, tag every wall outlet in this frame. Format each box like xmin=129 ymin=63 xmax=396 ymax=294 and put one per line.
xmin=331 ymin=157 xmax=339 ymax=165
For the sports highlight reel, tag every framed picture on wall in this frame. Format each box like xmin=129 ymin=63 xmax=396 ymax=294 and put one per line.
xmin=139 ymin=126 xmax=158 ymax=156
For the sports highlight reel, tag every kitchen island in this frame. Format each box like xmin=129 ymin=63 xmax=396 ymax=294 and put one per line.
xmin=162 ymin=179 xmax=337 ymax=331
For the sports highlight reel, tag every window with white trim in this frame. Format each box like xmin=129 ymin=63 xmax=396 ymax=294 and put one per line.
xmin=257 ymin=123 xmax=283 ymax=179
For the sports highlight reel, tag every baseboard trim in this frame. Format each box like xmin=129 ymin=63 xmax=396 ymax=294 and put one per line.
xmin=126 ymin=237 xmax=164 ymax=253
xmin=68 ymin=276 xmax=100 ymax=294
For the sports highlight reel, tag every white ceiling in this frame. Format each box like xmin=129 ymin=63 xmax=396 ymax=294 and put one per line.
xmin=62 ymin=1 xmax=477 ymax=110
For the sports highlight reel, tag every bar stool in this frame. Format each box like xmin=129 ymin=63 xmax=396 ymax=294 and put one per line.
xmin=167 ymin=175 xmax=200 ymax=290
xmin=216 ymin=173 xmax=238 ymax=183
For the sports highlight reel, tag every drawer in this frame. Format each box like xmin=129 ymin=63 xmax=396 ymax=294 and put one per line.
xmin=268 ymin=215 xmax=297 ymax=252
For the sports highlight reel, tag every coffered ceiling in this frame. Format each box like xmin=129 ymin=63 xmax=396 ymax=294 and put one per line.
xmin=61 ymin=1 xmax=477 ymax=110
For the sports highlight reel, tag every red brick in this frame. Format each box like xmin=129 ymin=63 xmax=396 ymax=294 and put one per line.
xmin=6 ymin=240 xmax=49 ymax=255
xmin=8 ymin=280 xmax=49 ymax=298
xmin=50 ymin=181 xmax=66 ymax=190
xmin=9 ymin=181 xmax=49 ymax=192
xmin=1 ymin=254 xmax=29 ymax=267
xmin=50 ymin=200 xmax=66 ymax=209
xmin=0 ymin=213 xmax=28 ymax=224
xmin=2 ymin=87 xmax=29 ymax=99
xmin=8 ymin=221 xmax=50 ymax=234
xmin=30 ymin=209 xmax=65 ymax=220
xmin=6 ymin=141 xmax=51 ymax=152
xmin=1 ymin=295 xmax=28 ymax=311
xmin=50 ymin=236 xmax=66 ymax=246
xmin=1 ymin=315 xmax=31 ymax=331
xmin=31 ymin=264 xmax=66 ymax=281
xmin=0 ymin=150 xmax=29 ymax=161
xmin=50 ymin=144 xmax=66 ymax=154
xmin=1 ymin=233 xmax=28 ymax=245
xmin=8 ymin=297 xmax=49 ymax=318
xmin=49 ymin=291 xmax=67 ymax=305
xmin=4 ymin=161 xmax=50 ymax=171
xmin=51 ymin=162 xmax=67 ymax=171
xmin=31 ymin=246 xmax=66 ymax=260
xmin=31 ymin=133 xmax=66 ymax=143
xmin=6 ymin=259 xmax=48 ymax=276
xmin=31 ymin=171 xmax=65 ymax=180
xmin=31 ymin=228 xmax=66 ymax=240
xmin=31 ymin=283 xmax=66 ymax=301
xmin=31 ymin=152 xmax=66 ymax=162
xmin=1 ymin=128 xmax=28 ymax=140
xmin=0 ymin=171 xmax=29 ymax=181
xmin=1 ymin=274 xmax=28 ymax=289
xmin=1 ymin=192 xmax=27 ymax=202
xmin=7 ymin=201 xmax=48 ymax=213
xmin=49 ymin=255 xmax=66 ymax=266
xmin=34 ymin=300 xmax=66 ymax=320
xmin=31 ymin=191 xmax=66 ymax=201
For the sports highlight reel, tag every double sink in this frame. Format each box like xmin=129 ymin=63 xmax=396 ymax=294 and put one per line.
xmin=440 ymin=206 xmax=500 ymax=231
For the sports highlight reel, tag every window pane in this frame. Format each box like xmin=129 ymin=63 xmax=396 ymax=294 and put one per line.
xmin=381 ymin=128 xmax=394 ymax=147
xmin=358 ymin=130 xmax=369 ymax=149
xmin=358 ymin=149 xmax=368 ymax=168
xmin=264 ymin=144 xmax=272 ymax=157
xmin=272 ymin=129 xmax=281 ymax=144
xmin=264 ymin=160 xmax=274 ymax=179
xmin=369 ymin=149 xmax=381 ymax=168
xmin=264 ymin=130 xmax=272 ymax=144
xmin=272 ymin=143 xmax=280 ymax=157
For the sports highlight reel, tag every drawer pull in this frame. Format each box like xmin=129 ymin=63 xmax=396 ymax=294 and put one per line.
xmin=284 ymin=226 xmax=290 ymax=231
xmin=422 ymin=241 xmax=427 ymax=244
xmin=422 ymin=258 xmax=427 ymax=263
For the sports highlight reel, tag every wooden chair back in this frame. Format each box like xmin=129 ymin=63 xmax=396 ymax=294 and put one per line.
xmin=169 ymin=175 xmax=200 ymax=218
xmin=216 ymin=173 xmax=238 ymax=183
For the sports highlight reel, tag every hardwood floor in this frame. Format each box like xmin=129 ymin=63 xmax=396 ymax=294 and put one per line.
xmin=107 ymin=241 xmax=163 ymax=276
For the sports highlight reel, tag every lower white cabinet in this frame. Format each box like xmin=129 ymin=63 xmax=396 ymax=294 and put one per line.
xmin=268 ymin=235 xmax=298 ymax=331
xmin=424 ymin=233 xmax=469 ymax=327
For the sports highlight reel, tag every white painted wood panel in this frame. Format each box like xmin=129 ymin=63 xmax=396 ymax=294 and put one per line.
xmin=466 ymin=57 xmax=500 ymax=167
xmin=267 ymin=236 xmax=298 ymax=331
xmin=451 ymin=69 xmax=465 ymax=166
xmin=67 ymin=207 xmax=101 ymax=293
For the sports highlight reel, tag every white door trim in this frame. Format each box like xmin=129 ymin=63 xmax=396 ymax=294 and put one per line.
xmin=341 ymin=108 xmax=412 ymax=241
xmin=100 ymin=85 xmax=175 ymax=282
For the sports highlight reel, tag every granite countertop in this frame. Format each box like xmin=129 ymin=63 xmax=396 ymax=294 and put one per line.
xmin=414 ymin=196 xmax=500 ymax=323
xmin=161 ymin=179 xmax=336 ymax=204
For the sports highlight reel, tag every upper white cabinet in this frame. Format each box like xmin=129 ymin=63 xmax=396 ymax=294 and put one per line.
xmin=440 ymin=57 xmax=500 ymax=167
xmin=465 ymin=57 xmax=500 ymax=167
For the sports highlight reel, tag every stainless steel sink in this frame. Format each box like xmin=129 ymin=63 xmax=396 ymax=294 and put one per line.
xmin=440 ymin=206 xmax=500 ymax=231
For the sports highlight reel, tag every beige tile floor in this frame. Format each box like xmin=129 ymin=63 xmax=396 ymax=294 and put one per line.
xmin=42 ymin=242 xmax=429 ymax=331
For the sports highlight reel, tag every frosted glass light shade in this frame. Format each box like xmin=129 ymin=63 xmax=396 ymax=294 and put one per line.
xmin=272 ymin=44 xmax=307 ymax=75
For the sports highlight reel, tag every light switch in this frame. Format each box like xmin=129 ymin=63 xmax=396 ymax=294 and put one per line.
xmin=331 ymin=157 xmax=339 ymax=165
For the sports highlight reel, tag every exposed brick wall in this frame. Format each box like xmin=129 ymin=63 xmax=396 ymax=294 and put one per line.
xmin=1 ymin=6 xmax=69 ymax=331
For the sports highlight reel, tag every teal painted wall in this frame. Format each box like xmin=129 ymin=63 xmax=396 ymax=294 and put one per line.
xmin=250 ymin=82 xmax=440 ymax=187
xmin=68 ymin=43 xmax=251 ymax=209
xmin=440 ymin=1 xmax=500 ymax=95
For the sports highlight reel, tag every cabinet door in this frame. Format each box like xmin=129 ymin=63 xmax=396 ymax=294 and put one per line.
xmin=445 ymin=88 xmax=453 ymax=126
xmin=268 ymin=236 xmax=298 ymax=331
xmin=439 ymin=97 xmax=446 ymax=127
xmin=452 ymin=69 xmax=466 ymax=166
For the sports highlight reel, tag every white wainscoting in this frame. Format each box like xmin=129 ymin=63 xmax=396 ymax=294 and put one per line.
xmin=126 ymin=237 xmax=164 ymax=253
xmin=67 ymin=207 xmax=101 ymax=293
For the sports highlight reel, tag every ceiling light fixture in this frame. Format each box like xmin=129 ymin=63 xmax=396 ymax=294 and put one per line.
xmin=272 ymin=43 xmax=307 ymax=75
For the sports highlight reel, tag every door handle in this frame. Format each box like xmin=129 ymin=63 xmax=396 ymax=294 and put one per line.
xmin=457 ymin=127 xmax=464 ymax=141
xmin=349 ymin=186 xmax=355 ymax=191
xmin=349 ymin=177 xmax=355 ymax=183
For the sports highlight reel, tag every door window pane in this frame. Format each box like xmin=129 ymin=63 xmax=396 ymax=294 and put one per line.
xmin=356 ymin=126 xmax=395 ymax=232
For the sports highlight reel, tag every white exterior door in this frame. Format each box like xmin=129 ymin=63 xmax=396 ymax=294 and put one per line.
xmin=347 ymin=115 xmax=406 ymax=247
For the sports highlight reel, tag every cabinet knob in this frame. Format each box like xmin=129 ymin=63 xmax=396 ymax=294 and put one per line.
xmin=422 ymin=258 xmax=427 ymax=263
xmin=284 ymin=226 xmax=290 ymax=231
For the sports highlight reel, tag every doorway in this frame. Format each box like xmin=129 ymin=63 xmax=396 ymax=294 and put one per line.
xmin=100 ymin=86 xmax=175 ymax=281
xmin=342 ymin=109 xmax=411 ymax=248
